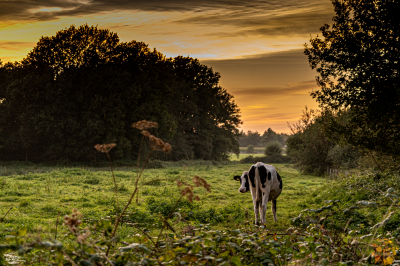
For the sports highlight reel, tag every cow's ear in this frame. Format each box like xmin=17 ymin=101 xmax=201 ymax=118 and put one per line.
xmin=233 ymin=175 xmax=241 ymax=181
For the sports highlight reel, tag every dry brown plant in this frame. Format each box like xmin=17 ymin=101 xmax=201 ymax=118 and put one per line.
xmin=94 ymin=143 xmax=116 ymax=153
xmin=131 ymin=120 xmax=158 ymax=130
xmin=94 ymin=143 xmax=119 ymax=208
xmin=64 ymin=209 xmax=83 ymax=235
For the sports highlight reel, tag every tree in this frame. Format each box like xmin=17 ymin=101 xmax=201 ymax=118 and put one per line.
xmin=286 ymin=108 xmax=336 ymax=175
xmin=305 ymin=0 xmax=400 ymax=157
xmin=0 ymin=25 xmax=241 ymax=162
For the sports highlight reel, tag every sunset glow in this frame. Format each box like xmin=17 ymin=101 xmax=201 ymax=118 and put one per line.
xmin=0 ymin=0 xmax=335 ymax=133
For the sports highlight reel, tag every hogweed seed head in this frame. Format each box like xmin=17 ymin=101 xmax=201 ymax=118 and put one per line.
xmin=141 ymin=130 xmax=151 ymax=137
xmin=193 ymin=176 xmax=211 ymax=192
xmin=163 ymin=143 xmax=172 ymax=153
xmin=132 ymin=120 xmax=158 ymax=130
xmin=180 ymin=187 xmax=194 ymax=202
xmin=94 ymin=143 xmax=116 ymax=153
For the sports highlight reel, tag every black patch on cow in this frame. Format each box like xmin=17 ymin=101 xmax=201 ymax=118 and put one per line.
xmin=273 ymin=200 xmax=277 ymax=212
xmin=277 ymin=172 xmax=283 ymax=190
xmin=258 ymin=165 xmax=267 ymax=188
xmin=249 ymin=166 xmax=256 ymax=188
xmin=233 ymin=175 xmax=241 ymax=181
xmin=263 ymin=192 xmax=265 ymax=196
xmin=268 ymin=172 xmax=271 ymax=180
xmin=244 ymin=174 xmax=250 ymax=191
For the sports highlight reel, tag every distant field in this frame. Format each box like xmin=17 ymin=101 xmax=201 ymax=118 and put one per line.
xmin=0 ymin=163 xmax=328 ymax=243
xmin=229 ymin=153 xmax=264 ymax=161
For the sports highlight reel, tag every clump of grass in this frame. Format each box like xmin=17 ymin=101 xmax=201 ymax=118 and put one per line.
xmin=19 ymin=199 xmax=31 ymax=207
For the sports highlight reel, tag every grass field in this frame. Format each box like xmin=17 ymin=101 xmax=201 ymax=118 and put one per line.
xmin=229 ymin=153 xmax=264 ymax=161
xmin=0 ymin=162 xmax=329 ymax=244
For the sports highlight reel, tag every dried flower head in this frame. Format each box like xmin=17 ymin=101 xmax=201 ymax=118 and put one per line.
xmin=77 ymin=231 xmax=91 ymax=243
xmin=64 ymin=209 xmax=83 ymax=234
xmin=176 ymin=180 xmax=183 ymax=187
xmin=180 ymin=187 xmax=194 ymax=203
xmin=163 ymin=143 xmax=172 ymax=153
xmin=193 ymin=176 xmax=211 ymax=192
xmin=141 ymin=130 xmax=151 ymax=137
xmin=195 ymin=195 xmax=201 ymax=201
xmin=132 ymin=120 xmax=158 ymax=130
xmin=94 ymin=143 xmax=116 ymax=153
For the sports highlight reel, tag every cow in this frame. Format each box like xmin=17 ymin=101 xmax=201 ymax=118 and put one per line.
xmin=233 ymin=162 xmax=283 ymax=225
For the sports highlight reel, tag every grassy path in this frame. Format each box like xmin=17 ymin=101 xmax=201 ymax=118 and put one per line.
xmin=0 ymin=163 xmax=329 ymax=242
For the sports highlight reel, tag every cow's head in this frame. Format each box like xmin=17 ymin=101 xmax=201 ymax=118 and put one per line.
xmin=233 ymin=171 xmax=250 ymax=193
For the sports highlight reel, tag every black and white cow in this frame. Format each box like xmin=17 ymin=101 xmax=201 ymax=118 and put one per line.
xmin=233 ymin=162 xmax=283 ymax=225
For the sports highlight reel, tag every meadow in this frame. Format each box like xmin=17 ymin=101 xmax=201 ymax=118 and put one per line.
xmin=0 ymin=162 xmax=328 ymax=243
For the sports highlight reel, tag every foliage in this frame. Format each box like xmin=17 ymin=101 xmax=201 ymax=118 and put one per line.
xmin=239 ymin=129 xmax=288 ymax=148
xmin=245 ymin=145 xmax=254 ymax=154
xmin=286 ymin=108 xmax=336 ymax=175
xmin=305 ymin=0 xmax=400 ymax=158
xmin=0 ymin=25 xmax=241 ymax=162
xmin=239 ymin=155 xmax=291 ymax=164
xmin=326 ymin=144 xmax=359 ymax=169
xmin=264 ymin=142 xmax=282 ymax=157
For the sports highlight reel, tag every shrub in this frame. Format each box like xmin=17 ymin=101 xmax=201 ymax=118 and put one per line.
xmin=246 ymin=145 xmax=255 ymax=154
xmin=264 ymin=142 xmax=282 ymax=157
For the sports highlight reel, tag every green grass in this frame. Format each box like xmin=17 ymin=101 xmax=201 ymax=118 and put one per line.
xmin=229 ymin=153 xmax=265 ymax=161
xmin=0 ymin=163 xmax=328 ymax=243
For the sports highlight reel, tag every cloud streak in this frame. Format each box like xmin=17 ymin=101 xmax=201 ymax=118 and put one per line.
xmin=0 ymin=0 xmax=334 ymax=39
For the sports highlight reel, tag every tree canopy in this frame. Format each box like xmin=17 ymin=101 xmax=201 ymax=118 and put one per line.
xmin=0 ymin=25 xmax=241 ymax=162
xmin=305 ymin=0 xmax=400 ymax=156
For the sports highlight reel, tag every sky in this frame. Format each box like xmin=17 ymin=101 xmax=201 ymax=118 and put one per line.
xmin=0 ymin=0 xmax=336 ymax=133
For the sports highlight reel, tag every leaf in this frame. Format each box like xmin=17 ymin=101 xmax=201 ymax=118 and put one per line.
xmin=173 ymin=247 xmax=186 ymax=252
xmin=181 ymin=254 xmax=197 ymax=262
xmin=384 ymin=256 xmax=394 ymax=265
xmin=231 ymin=256 xmax=241 ymax=266
xmin=218 ymin=250 xmax=230 ymax=258
xmin=163 ymin=250 xmax=175 ymax=261
xmin=17 ymin=227 xmax=27 ymax=237
xmin=376 ymin=246 xmax=383 ymax=253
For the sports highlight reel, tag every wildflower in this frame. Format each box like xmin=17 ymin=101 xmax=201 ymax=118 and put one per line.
xmin=64 ymin=209 xmax=83 ymax=234
xmin=94 ymin=143 xmax=116 ymax=153
xmin=131 ymin=120 xmax=158 ymax=130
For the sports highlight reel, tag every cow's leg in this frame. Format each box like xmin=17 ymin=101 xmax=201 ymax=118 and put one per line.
xmin=272 ymin=199 xmax=278 ymax=222
xmin=261 ymin=191 xmax=270 ymax=224
xmin=253 ymin=199 xmax=260 ymax=225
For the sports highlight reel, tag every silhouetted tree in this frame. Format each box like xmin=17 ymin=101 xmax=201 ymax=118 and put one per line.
xmin=305 ymin=0 xmax=400 ymax=157
xmin=0 ymin=25 xmax=241 ymax=162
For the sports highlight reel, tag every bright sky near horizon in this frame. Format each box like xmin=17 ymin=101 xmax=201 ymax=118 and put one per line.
xmin=0 ymin=0 xmax=335 ymax=133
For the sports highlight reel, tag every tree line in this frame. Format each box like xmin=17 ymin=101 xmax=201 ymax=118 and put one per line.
xmin=287 ymin=0 xmax=400 ymax=174
xmin=239 ymin=128 xmax=288 ymax=148
xmin=0 ymin=25 xmax=242 ymax=163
